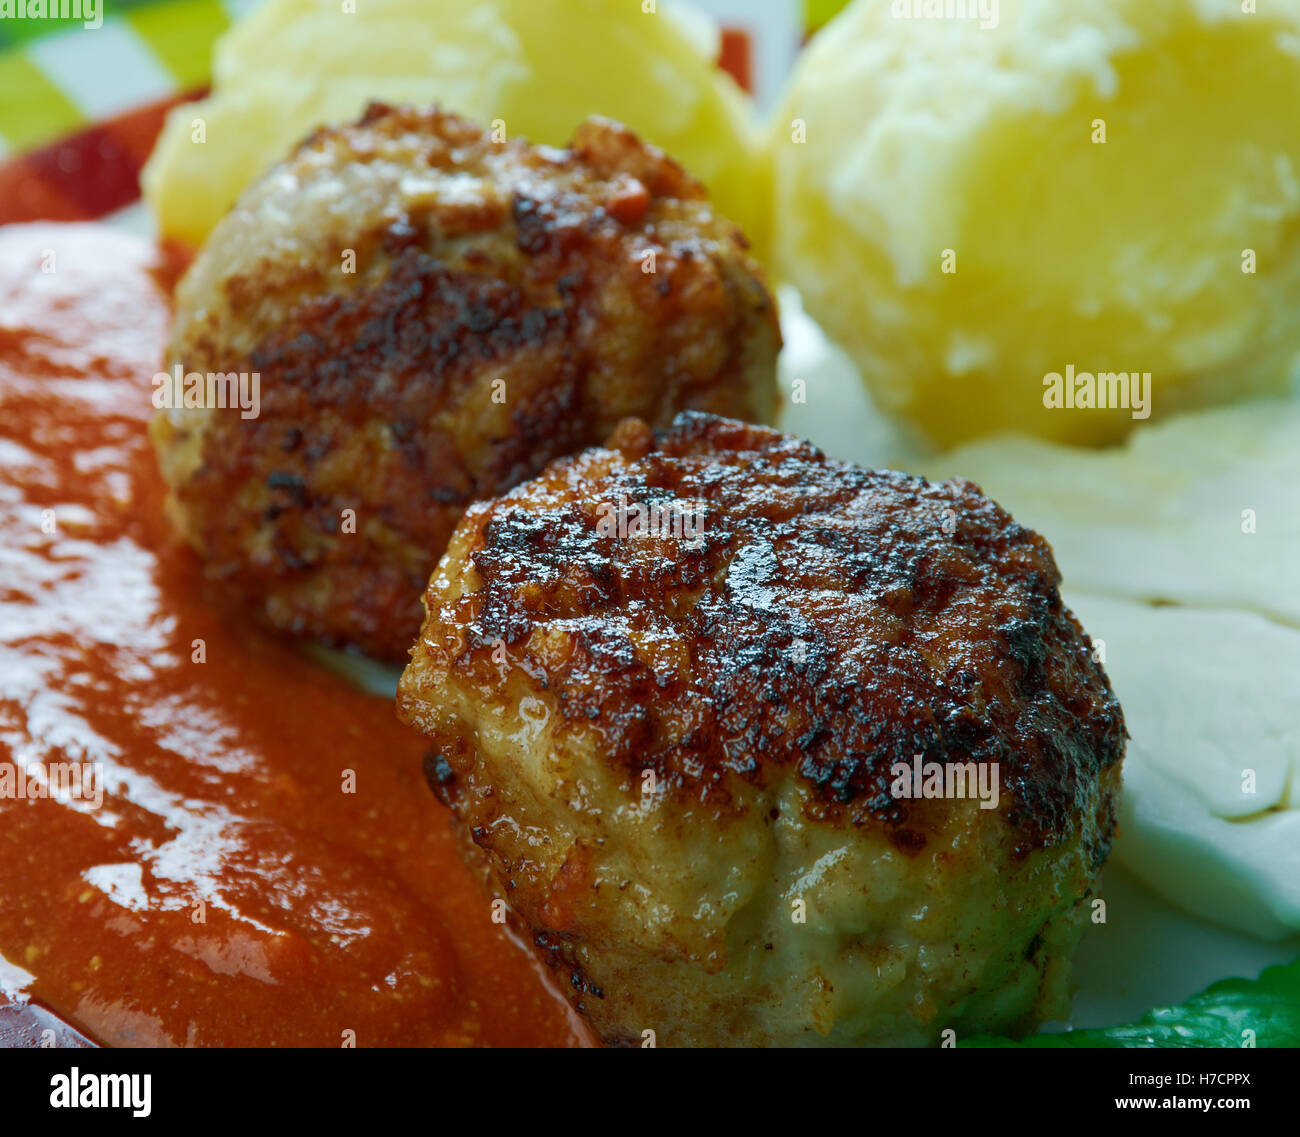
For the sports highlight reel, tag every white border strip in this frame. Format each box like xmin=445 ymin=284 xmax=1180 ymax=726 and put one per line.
xmin=26 ymin=17 xmax=176 ymax=120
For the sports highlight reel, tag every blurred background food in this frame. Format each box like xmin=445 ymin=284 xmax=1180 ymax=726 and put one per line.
xmin=771 ymin=0 xmax=1300 ymax=446
xmin=142 ymin=0 xmax=771 ymax=258
xmin=13 ymin=0 xmax=1300 ymax=454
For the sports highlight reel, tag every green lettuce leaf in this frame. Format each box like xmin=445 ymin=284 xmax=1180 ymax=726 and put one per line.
xmin=960 ymin=955 xmax=1300 ymax=1048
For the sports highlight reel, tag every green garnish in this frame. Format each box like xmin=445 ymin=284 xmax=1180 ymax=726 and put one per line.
xmin=961 ymin=955 xmax=1300 ymax=1048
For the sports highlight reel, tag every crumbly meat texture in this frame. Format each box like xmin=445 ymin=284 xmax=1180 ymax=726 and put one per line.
xmin=398 ymin=412 xmax=1127 ymax=1047
xmin=151 ymin=105 xmax=780 ymax=660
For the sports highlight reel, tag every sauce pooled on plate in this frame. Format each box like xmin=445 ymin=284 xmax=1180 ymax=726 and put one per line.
xmin=0 ymin=223 xmax=585 ymax=1047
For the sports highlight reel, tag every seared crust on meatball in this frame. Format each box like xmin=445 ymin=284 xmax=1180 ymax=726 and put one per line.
xmin=151 ymin=105 xmax=780 ymax=660
xmin=398 ymin=413 xmax=1126 ymax=1047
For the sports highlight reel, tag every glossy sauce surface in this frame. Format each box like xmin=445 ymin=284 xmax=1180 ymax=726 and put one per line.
xmin=0 ymin=223 xmax=585 ymax=1047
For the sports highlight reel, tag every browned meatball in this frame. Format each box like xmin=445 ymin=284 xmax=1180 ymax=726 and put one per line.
xmin=398 ymin=412 xmax=1126 ymax=1047
xmin=151 ymin=106 xmax=780 ymax=660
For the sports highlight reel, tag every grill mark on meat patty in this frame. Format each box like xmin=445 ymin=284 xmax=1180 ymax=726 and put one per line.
xmin=244 ymin=244 xmax=575 ymax=408
xmin=157 ymin=106 xmax=780 ymax=660
xmin=444 ymin=413 xmax=1126 ymax=855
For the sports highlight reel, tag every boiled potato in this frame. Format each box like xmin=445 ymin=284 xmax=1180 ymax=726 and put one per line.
xmin=144 ymin=0 xmax=768 ymax=257
xmin=771 ymin=0 xmax=1300 ymax=446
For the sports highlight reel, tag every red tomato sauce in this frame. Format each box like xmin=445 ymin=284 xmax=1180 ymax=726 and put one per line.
xmin=0 ymin=223 xmax=586 ymax=1047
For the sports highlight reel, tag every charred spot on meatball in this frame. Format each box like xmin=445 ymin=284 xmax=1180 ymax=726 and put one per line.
xmin=398 ymin=412 xmax=1126 ymax=1047
xmin=151 ymin=105 xmax=780 ymax=660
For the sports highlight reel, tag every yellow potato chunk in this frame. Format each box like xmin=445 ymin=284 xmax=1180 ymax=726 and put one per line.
xmin=770 ymin=0 xmax=1300 ymax=446
xmin=143 ymin=0 xmax=768 ymax=258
